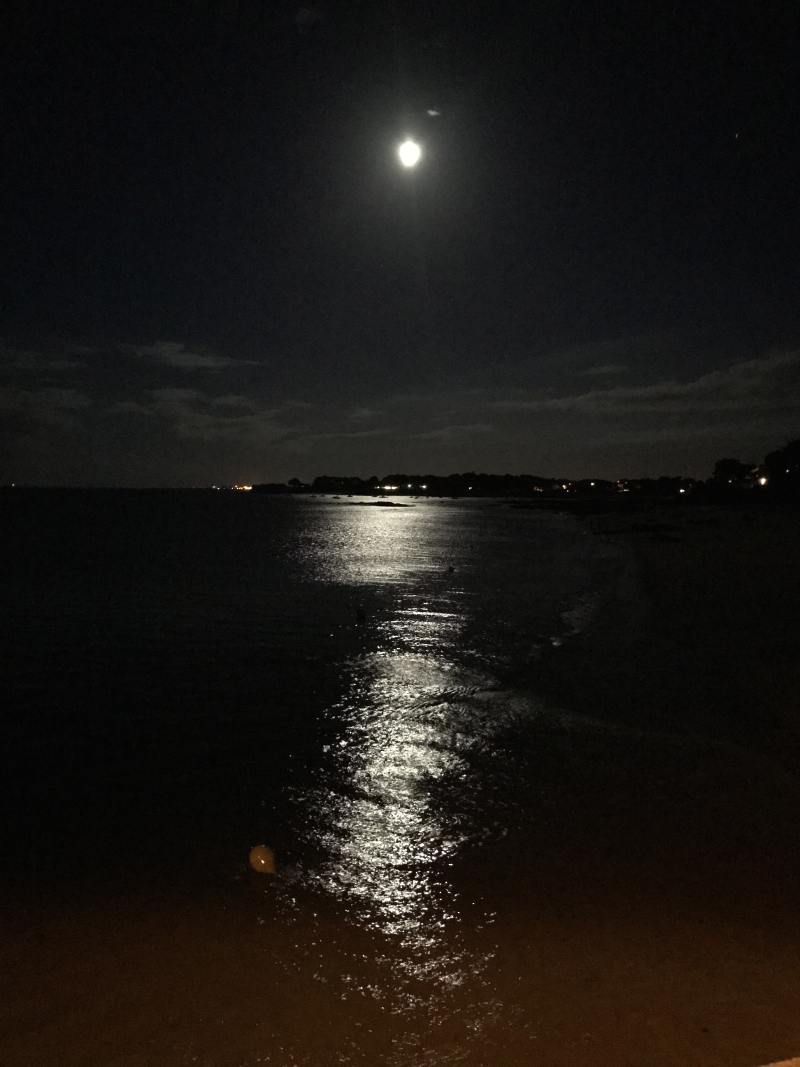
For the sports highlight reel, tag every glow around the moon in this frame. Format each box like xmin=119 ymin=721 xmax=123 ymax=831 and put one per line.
xmin=398 ymin=139 xmax=422 ymax=167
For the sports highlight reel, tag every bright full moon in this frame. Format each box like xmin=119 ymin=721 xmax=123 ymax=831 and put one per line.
xmin=398 ymin=139 xmax=421 ymax=167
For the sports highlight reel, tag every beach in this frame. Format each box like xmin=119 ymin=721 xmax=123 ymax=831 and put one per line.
xmin=2 ymin=495 xmax=799 ymax=1067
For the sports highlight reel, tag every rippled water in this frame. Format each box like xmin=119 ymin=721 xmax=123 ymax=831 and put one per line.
xmin=1 ymin=491 xmax=630 ymax=906
xmin=7 ymin=491 xmax=799 ymax=1066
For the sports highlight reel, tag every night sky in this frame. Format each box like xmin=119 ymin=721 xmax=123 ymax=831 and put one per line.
xmin=2 ymin=0 xmax=799 ymax=485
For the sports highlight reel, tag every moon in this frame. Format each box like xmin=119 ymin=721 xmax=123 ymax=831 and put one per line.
xmin=398 ymin=139 xmax=422 ymax=167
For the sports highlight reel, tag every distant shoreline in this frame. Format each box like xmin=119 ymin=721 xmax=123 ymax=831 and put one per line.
xmin=3 ymin=482 xmax=794 ymax=511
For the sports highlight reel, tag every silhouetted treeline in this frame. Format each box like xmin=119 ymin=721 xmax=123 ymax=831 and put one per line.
xmin=707 ymin=438 xmax=800 ymax=500
xmin=250 ymin=482 xmax=293 ymax=494
xmin=251 ymin=473 xmax=694 ymax=498
xmin=764 ymin=439 xmax=800 ymax=494
xmin=249 ymin=438 xmax=800 ymax=501
xmin=380 ymin=473 xmax=559 ymax=496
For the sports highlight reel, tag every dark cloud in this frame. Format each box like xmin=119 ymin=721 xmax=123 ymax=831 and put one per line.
xmin=108 ymin=388 xmax=297 ymax=446
xmin=411 ymin=423 xmax=495 ymax=442
xmin=0 ymin=385 xmax=92 ymax=426
xmin=581 ymin=364 xmax=627 ymax=378
xmin=0 ymin=343 xmax=86 ymax=375
xmin=124 ymin=342 xmax=258 ymax=371
xmin=1 ymin=344 xmax=797 ymax=485
xmin=496 ymin=351 xmax=800 ymax=415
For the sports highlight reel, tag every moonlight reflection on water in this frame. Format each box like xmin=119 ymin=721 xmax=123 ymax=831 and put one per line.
xmin=283 ymin=498 xmax=625 ymax=982
xmin=293 ymin=502 xmax=492 ymax=949
xmin=312 ymin=652 xmax=478 ymax=942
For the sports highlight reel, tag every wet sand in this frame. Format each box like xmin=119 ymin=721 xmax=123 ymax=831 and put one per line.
xmin=4 ymin=786 xmax=800 ymax=1067
xmin=3 ymin=503 xmax=800 ymax=1067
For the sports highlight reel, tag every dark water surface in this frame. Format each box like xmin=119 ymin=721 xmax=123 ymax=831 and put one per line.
xmin=2 ymin=490 xmax=800 ymax=1066
xmin=1 ymin=491 xmax=628 ymax=888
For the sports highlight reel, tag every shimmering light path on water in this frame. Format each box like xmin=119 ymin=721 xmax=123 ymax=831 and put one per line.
xmin=2 ymin=492 xmax=800 ymax=1066
xmin=282 ymin=500 xmax=619 ymax=955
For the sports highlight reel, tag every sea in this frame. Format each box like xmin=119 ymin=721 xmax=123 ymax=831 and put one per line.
xmin=2 ymin=490 xmax=800 ymax=1067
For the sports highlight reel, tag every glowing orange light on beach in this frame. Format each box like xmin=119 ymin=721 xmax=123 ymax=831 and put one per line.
xmin=249 ymin=845 xmax=275 ymax=873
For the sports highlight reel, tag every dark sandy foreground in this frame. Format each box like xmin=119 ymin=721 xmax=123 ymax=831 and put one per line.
xmin=3 ymin=866 xmax=800 ymax=1067
xmin=2 ymin=505 xmax=800 ymax=1067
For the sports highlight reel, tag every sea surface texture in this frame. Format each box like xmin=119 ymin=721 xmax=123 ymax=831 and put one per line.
xmin=2 ymin=492 xmax=629 ymax=891
xmin=2 ymin=490 xmax=800 ymax=1067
